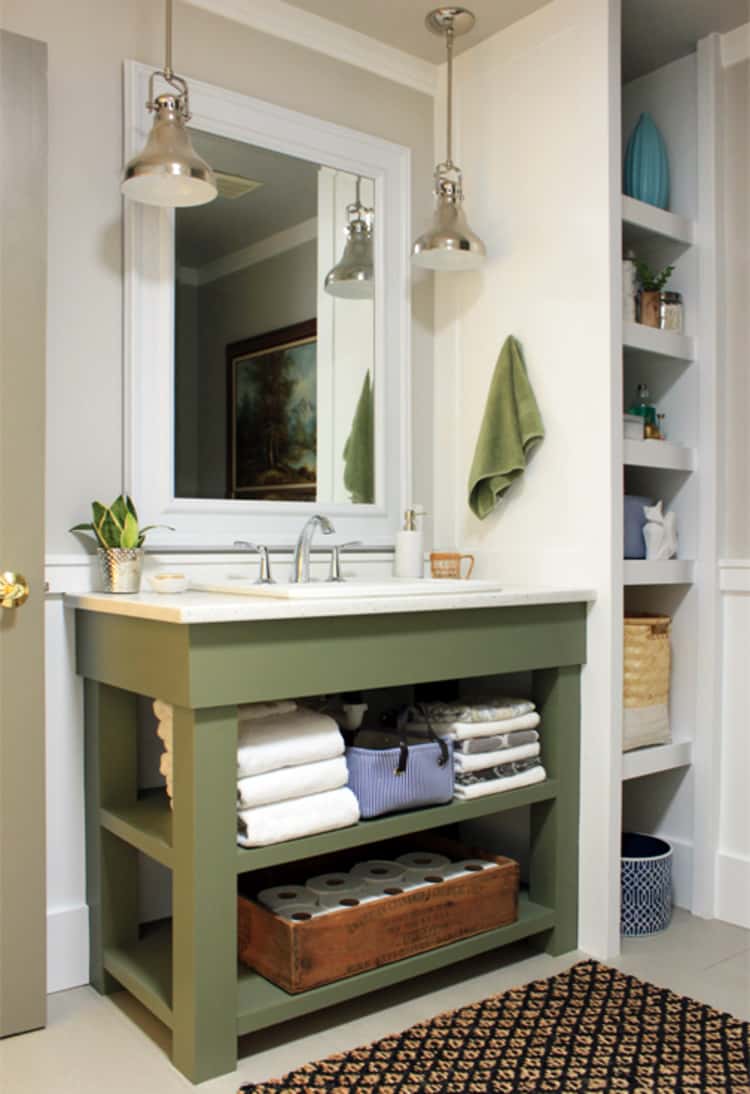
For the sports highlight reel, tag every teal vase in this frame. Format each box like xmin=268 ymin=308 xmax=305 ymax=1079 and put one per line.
xmin=624 ymin=113 xmax=670 ymax=210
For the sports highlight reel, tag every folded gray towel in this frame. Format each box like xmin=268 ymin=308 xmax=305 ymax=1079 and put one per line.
xmin=460 ymin=729 xmax=539 ymax=755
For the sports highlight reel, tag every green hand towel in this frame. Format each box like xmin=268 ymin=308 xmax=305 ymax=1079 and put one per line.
xmin=467 ymin=336 xmax=544 ymax=520
xmin=343 ymin=370 xmax=374 ymax=504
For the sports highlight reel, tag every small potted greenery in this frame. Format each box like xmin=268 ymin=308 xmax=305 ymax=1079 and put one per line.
xmin=70 ymin=495 xmax=171 ymax=593
xmin=635 ymin=260 xmax=675 ymax=329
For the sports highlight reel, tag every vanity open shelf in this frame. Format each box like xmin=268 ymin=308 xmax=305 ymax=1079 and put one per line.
xmin=74 ymin=590 xmax=588 ymax=1083
xmin=101 ymin=779 xmax=560 ymax=875
xmin=103 ymin=891 xmax=555 ymax=1041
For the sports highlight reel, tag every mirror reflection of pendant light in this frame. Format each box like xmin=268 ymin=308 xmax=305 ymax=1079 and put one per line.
xmin=122 ymin=0 xmax=217 ymax=207
xmin=324 ymin=176 xmax=374 ymax=299
xmin=412 ymin=7 xmax=486 ymax=271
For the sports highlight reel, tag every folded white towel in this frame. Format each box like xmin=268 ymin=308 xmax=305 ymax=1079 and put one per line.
xmin=159 ymin=752 xmax=173 ymax=778
xmin=237 ymin=707 xmax=344 ymax=778
xmin=453 ymin=764 xmax=546 ymax=800
xmin=239 ymin=700 xmax=297 ymax=722
xmin=236 ymin=787 xmax=360 ymax=848
xmin=153 ymin=699 xmax=173 ymax=723
xmin=237 ymin=756 xmax=348 ymax=810
xmin=409 ymin=711 xmax=541 ymax=742
xmin=455 ymin=741 xmax=540 ymax=774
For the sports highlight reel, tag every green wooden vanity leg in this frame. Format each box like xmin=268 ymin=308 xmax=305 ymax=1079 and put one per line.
xmin=84 ymin=680 xmax=139 ymax=993
xmin=171 ymin=705 xmax=238 ymax=1083
xmin=529 ymin=665 xmax=581 ymax=956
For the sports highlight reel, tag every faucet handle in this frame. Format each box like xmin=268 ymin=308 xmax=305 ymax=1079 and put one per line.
xmin=233 ymin=541 xmax=274 ymax=585
xmin=328 ymin=541 xmax=363 ymax=583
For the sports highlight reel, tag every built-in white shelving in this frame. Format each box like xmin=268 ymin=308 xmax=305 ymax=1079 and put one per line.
xmin=623 ymin=560 xmax=695 ymax=586
xmin=623 ymin=321 xmax=695 ymax=363
xmin=622 ymin=739 xmax=694 ymax=781
xmin=622 ymin=195 xmax=695 ymax=248
xmin=623 ymin=439 xmax=696 ymax=471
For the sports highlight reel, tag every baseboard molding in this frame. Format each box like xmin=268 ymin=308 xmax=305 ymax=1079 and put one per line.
xmin=664 ymin=835 xmax=693 ymax=910
xmin=47 ymin=905 xmax=88 ymax=994
xmin=716 ymin=851 xmax=750 ymax=929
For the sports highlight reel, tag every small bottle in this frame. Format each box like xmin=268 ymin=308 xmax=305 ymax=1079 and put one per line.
xmin=628 ymin=383 xmax=657 ymax=429
xmin=394 ymin=507 xmax=425 ymax=579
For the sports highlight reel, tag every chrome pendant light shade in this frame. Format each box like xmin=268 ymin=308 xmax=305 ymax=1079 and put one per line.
xmin=324 ymin=177 xmax=374 ymax=299
xmin=411 ymin=7 xmax=485 ymax=270
xmin=122 ymin=0 xmax=217 ymax=207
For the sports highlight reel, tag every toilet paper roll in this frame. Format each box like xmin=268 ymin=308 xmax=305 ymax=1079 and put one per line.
xmin=275 ymin=902 xmax=321 ymax=922
xmin=305 ymin=872 xmax=356 ymax=897
xmin=437 ymin=858 xmax=497 ymax=880
xmin=349 ymin=860 xmax=405 ymax=886
xmin=317 ymin=883 xmax=370 ymax=908
xmin=257 ymin=884 xmax=317 ymax=911
xmin=395 ymin=852 xmax=451 ymax=878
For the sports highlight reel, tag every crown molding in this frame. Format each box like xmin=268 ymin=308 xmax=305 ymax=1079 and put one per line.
xmin=184 ymin=0 xmax=439 ymax=97
xmin=721 ymin=22 xmax=750 ymax=68
xmin=179 ymin=217 xmax=318 ymax=287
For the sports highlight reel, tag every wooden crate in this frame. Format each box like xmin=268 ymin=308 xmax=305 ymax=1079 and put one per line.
xmin=237 ymin=837 xmax=519 ymax=993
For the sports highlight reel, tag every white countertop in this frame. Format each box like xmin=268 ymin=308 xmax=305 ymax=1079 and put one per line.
xmin=65 ymin=585 xmax=596 ymax=625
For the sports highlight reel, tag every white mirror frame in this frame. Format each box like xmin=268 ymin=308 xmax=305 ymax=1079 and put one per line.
xmin=123 ymin=60 xmax=412 ymax=548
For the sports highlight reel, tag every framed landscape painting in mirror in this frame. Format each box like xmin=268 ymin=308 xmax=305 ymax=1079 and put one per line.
xmin=228 ymin=320 xmax=317 ymax=502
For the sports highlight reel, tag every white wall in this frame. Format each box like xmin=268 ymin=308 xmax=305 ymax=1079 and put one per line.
xmin=715 ymin=52 xmax=750 ymax=929
xmin=0 ymin=0 xmax=436 ymax=992
xmin=433 ymin=0 xmax=621 ymax=957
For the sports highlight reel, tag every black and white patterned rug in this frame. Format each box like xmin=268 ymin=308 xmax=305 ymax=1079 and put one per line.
xmin=239 ymin=960 xmax=750 ymax=1092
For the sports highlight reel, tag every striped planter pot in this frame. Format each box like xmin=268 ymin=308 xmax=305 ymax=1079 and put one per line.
xmin=621 ymin=832 xmax=673 ymax=936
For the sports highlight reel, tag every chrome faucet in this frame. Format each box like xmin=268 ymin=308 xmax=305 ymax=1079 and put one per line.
xmin=292 ymin=514 xmax=335 ymax=583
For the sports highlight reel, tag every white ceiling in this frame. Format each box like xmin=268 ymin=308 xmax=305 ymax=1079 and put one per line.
xmin=622 ymin=0 xmax=750 ymax=82
xmin=176 ymin=130 xmax=320 ymax=267
xmin=282 ymin=0 xmax=750 ymax=80
xmin=281 ymin=1 xmax=553 ymax=62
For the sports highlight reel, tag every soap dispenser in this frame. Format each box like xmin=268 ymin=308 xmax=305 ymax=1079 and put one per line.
xmin=394 ymin=507 xmax=425 ymax=579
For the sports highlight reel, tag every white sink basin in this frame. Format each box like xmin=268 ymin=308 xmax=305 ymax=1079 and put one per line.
xmin=191 ymin=577 xmax=503 ymax=600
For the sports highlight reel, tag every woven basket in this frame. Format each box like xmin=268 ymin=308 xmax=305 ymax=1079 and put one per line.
xmin=623 ymin=615 xmax=671 ymax=752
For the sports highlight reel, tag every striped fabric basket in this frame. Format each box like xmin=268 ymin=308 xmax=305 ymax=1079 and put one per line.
xmin=623 ymin=615 xmax=671 ymax=752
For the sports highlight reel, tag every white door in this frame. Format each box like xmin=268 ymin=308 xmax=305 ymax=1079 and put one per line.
xmin=0 ymin=28 xmax=47 ymax=1037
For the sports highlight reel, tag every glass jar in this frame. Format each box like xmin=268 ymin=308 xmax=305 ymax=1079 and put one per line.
xmin=659 ymin=291 xmax=683 ymax=333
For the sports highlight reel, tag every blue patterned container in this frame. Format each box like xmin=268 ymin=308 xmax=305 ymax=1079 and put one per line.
xmin=624 ymin=113 xmax=670 ymax=210
xmin=621 ymin=832 xmax=673 ymax=936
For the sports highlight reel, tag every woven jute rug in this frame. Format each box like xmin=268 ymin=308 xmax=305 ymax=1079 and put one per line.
xmin=239 ymin=960 xmax=750 ymax=1093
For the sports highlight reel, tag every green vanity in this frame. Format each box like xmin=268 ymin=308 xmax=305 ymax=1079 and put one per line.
xmin=71 ymin=586 xmax=591 ymax=1083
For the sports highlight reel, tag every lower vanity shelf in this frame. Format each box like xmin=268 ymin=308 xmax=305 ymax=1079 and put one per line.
xmin=104 ymin=891 xmax=556 ymax=1037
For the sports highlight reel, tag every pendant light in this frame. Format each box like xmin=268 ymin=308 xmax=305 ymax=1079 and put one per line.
xmin=324 ymin=176 xmax=374 ymax=299
xmin=122 ymin=0 xmax=217 ymax=207
xmin=412 ymin=7 xmax=486 ymax=271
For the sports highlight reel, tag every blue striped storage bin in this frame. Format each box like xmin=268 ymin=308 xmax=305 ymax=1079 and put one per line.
xmin=346 ymin=739 xmax=454 ymax=819
xmin=621 ymin=832 xmax=673 ymax=936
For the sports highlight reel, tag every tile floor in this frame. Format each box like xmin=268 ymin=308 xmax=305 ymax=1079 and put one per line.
xmin=1 ymin=909 xmax=748 ymax=1093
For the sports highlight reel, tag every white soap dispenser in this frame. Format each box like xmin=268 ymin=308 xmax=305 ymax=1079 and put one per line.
xmin=394 ymin=506 xmax=425 ymax=579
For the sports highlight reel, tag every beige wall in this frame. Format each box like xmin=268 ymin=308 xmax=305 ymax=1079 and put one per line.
xmin=722 ymin=59 xmax=750 ymax=557
xmin=0 ymin=0 xmax=434 ymax=552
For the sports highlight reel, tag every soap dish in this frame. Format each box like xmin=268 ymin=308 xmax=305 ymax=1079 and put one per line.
xmin=149 ymin=572 xmax=189 ymax=594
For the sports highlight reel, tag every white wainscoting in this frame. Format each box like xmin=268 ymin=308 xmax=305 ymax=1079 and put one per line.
xmin=717 ymin=560 xmax=750 ymax=929
xmin=44 ymin=549 xmax=396 ymax=992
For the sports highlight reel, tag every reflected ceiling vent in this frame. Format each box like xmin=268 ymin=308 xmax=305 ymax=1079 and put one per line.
xmin=214 ymin=171 xmax=264 ymax=200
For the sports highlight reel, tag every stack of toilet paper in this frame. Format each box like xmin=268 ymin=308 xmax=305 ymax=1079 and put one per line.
xmin=255 ymin=850 xmax=499 ymax=921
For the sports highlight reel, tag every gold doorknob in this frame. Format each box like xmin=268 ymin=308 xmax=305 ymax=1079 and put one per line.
xmin=1 ymin=572 xmax=29 ymax=609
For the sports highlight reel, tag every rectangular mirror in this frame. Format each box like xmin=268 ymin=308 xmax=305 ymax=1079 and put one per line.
xmin=174 ymin=132 xmax=376 ymax=506
xmin=124 ymin=61 xmax=410 ymax=548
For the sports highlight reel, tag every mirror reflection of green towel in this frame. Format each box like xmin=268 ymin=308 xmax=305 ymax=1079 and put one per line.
xmin=468 ymin=336 xmax=544 ymax=520
xmin=343 ymin=370 xmax=374 ymax=504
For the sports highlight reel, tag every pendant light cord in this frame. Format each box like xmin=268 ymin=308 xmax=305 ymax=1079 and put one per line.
xmin=445 ymin=21 xmax=454 ymax=166
xmin=165 ymin=0 xmax=174 ymax=80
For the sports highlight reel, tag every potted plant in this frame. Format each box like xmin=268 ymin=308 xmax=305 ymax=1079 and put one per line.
xmin=70 ymin=495 xmax=171 ymax=593
xmin=635 ymin=260 xmax=675 ymax=328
